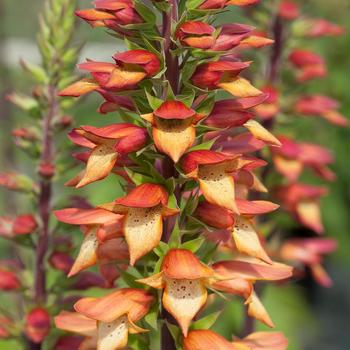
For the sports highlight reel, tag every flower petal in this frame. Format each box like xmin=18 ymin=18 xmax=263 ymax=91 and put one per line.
xmin=76 ymin=144 xmax=118 ymax=188
xmin=236 ymin=199 xmax=279 ymax=215
xmin=247 ymin=291 xmax=274 ymax=328
xmin=296 ymin=200 xmax=324 ymax=234
xmin=137 ymin=271 xmax=165 ymax=289
xmin=54 ymin=311 xmax=96 ymax=337
xmin=244 ymin=120 xmax=281 ymax=147
xmin=232 ymin=216 xmax=272 ymax=263
xmin=153 ymin=118 xmax=195 ymax=162
xmin=198 ymin=163 xmax=239 ymax=213
xmin=218 ymin=77 xmax=262 ymax=97
xmin=59 ymin=79 xmax=99 ymax=97
xmin=162 ymin=249 xmax=214 ymax=279
xmin=74 ymin=288 xmax=153 ymax=324
xmin=124 ymin=206 xmax=163 ymax=265
xmin=97 ymin=316 xmax=128 ymax=350
xmin=235 ymin=331 xmax=288 ymax=350
xmin=184 ymin=329 xmax=239 ymax=350
xmin=163 ymin=278 xmax=207 ymax=336
xmin=68 ymin=227 xmax=99 ymax=277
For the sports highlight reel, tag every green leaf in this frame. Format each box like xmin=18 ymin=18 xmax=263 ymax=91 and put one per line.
xmin=186 ymin=0 xmax=205 ymax=10
xmin=154 ymin=241 xmax=170 ymax=257
xmin=123 ymin=167 xmax=155 ymax=186
xmin=177 ymin=88 xmax=196 ymax=107
xmin=168 ymin=219 xmax=181 ymax=248
xmin=195 ymin=94 xmax=215 ymax=115
xmin=144 ymin=304 xmax=160 ymax=330
xmin=134 ymin=2 xmax=156 ymax=23
xmin=188 ymin=136 xmax=218 ymax=152
xmin=145 ymin=89 xmax=164 ymax=110
xmin=20 ymin=60 xmax=48 ymax=83
xmin=181 ymin=237 xmax=205 ymax=252
xmin=166 ymin=322 xmax=182 ymax=350
xmin=191 ymin=311 xmax=222 ymax=330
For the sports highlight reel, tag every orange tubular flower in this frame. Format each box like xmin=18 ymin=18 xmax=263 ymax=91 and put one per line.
xmin=181 ymin=150 xmax=240 ymax=213
xmin=191 ymin=61 xmax=262 ymax=98
xmin=212 ymin=258 xmax=293 ymax=327
xmin=141 ymin=100 xmax=200 ymax=162
xmin=59 ymin=50 xmax=161 ymax=97
xmin=99 ymin=183 xmax=179 ymax=265
xmin=176 ymin=21 xmax=216 ymax=49
xmin=271 ymin=136 xmax=335 ymax=182
xmin=54 ymin=207 xmax=125 ymax=277
xmin=279 ymin=238 xmax=337 ymax=287
xmin=184 ymin=329 xmax=288 ymax=350
xmin=137 ymin=249 xmax=217 ymax=336
xmin=295 ymin=95 xmax=348 ymax=126
xmin=205 ymin=95 xmax=269 ymax=129
xmin=276 ymin=183 xmax=328 ymax=234
xmin=278 ymin=1 xmax=300 ymax=20
xmin=70 ymin=288 xmax=153 ymax=350
xmin=195 ymin=200 xmax=278 ymax=262
xmin=289 ymin=49 xmax=327 ymax=82
xmin=199 ymin=0 xmax=260 ymax=10
xmin=305 ymin=19 xmax=345 ymax=38
xmin=67 ymin=123 xmax=148 ymax=187
xmin=76 ymin=0 xmax=143 ymax=29
xmin=25 ymin=308 xmax=51 ymax=344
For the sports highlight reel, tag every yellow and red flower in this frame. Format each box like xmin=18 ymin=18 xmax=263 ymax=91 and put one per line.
xmin=289 ymin=49 xmax=327 ymax=82
xmin=295 ymin=95 xmax=348 ymax=126
xmin=60 ymin=50 xmax=161 ymax=97
xmin=76 ymin=0 xmax=143 ymax=30
xmin=275 ymin=183 xmax=328 ymax=234
xmin=199 ymin=0 xmax=259 ymax=10
xmin=67 ymin=123 xmax=148 ymax=187
xmin=141 ymin=100 xmax=201 ymax=162
xmin=99 ymin=183 xmax=179 ymax=265
xmin=305 ymin=19 xmax=345 ymax=38
xmin=137 ymin=248 xmax=217 ymax=336
xmin=191 ymin=61 xmax=262 ymax=98
xmin=55 ymin=288 xmax=153 ymax=350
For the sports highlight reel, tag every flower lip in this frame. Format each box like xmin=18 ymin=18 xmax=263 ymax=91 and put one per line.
xmin=79 ymin=123 xmax=145 ymax=139
xmin=94 ymin=0 xmax=133 ymax=10
xmin=114 ymin=183 xmax=169 ymax=208
xmin=181 ymin=150 xmax=238 ymax=176
xmin=74 ymin=288 xmax=154 ymax=323
xmin=154 ymin=101 xmax=196 ymax=120
xmin=178 ymin=21 xmax=215 ymax=36
xmin=205 ymin=60 xmax=251 ymax=72
xmin=162 ymin=249 xmax=214 ymax=280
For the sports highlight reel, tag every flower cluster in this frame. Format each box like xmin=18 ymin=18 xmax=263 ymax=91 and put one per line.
xmin=52 ymin=0 xmax=298 ymax=349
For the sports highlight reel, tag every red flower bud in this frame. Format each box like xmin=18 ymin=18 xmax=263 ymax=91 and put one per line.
xmin=25 ymin=308 xmax=51 ymax=344
xmin=13 ymin=214 xmax=38 ymax=235
xmin=0 ymin=269 xmax=21 ymax=290
xmin=279 ymin=1 xmax=300 ymax=20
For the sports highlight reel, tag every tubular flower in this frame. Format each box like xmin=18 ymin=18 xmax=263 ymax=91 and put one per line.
xmin=176 ymin=21 xmax=216 ymax=49
xmin=59 ymin=50 xmax=161 ymax=97
xmin=54 ymin=207 xmax=125 ymax=277
xmin=199 ymin=0 xmax=260 ymax=10
xmin=76 ymin=0 xmax=143 ymax=29
xmin=99 ymin=183 xmax=179 ymax=265
xmin=137 ymin=249 xmax=217 ymax=336
xmin=279 ymin=238 xmax=337 ymax=287
xmin=0 ymin=214 xmax=37 ymax=238
xmin=0 ymin=268 xmax=21 ymax=290
xmin=195 ymin=200 xmax=278 ymax=262
xmin=71 ymin=288 xmax=153 ymax=350
xmin=67 ymin=123 xmax=148 ymax=187
xmin=181 ymin=150 xmax=240 ymax=213
xmin=184 ymin=329 xmax=288 ymax=350
xmin=254 ymin=86 xmax=280 ymax=120
xmin=271 ymin=136 xmax=335 ymax=182
xmin=25 ymin=308 xmax=51 ymax=344
xmin=191 ymin=61 xmax=262 ymax=98
xmin=275 ymin=183 xmax=328 ymax=234
xmin=289 ymin=49 xmax=327 ymax=82
xmin=55 ymin=311 xmax=97 ymax=350
xmin=212 ymin=258 xmax=293 ymax=327
xmin=204 ymin=94 xmax=269 ymax=128
xmin=278 ymin=1 xmax=300 ymax=20
xmin=305 ymin=19 xmax=345 ymax=38
xmin=141 ymin=100 xmax=200 ymax=162
xmin=295 ymin=95 xmax=348 ymax=126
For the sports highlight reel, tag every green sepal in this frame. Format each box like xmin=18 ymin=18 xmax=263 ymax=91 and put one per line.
xmin=190 ymin=311 xmax=222 ymax=330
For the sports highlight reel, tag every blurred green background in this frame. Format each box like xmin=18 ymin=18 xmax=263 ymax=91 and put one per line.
xmin=0 ymin=0 xmax=349 ymax=349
